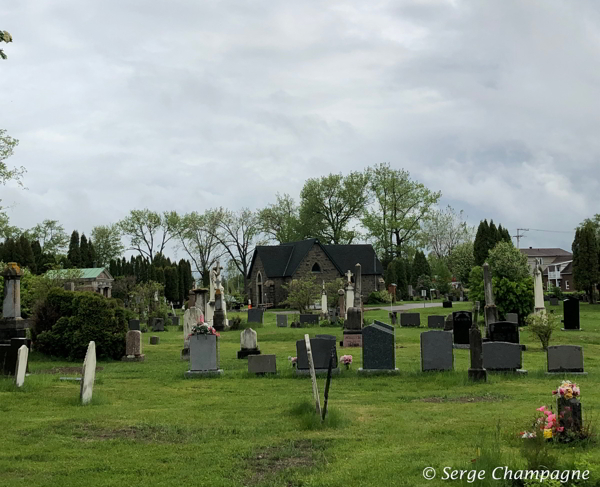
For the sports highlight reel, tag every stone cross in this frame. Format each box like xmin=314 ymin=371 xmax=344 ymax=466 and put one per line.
xmin=345 ymin=270 xmax=353 ymax=284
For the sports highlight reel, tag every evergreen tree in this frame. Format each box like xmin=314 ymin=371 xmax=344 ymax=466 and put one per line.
xmin=17 ymin=235 xmax=35 ymax=271
xmin=3 ymin=237 xmax=17 ymax=263
xmin=179 ymin=262 xmax=186 ymax=303
xmin=155 ymin=266 xmax=165 ymax=285
xmin=164 ymin=266 xmax=179 ymax=303
xmin=109 ymin=259 xmax=118 ymax=276
xmin=385 ymin=261 xmax=397 ymax=288
xmin=474 ymin=220 xmax=490 ymax=266
xmin=88 ymin=240 xmax=97 ymax=267
xmin=572 ymin=224 xmax=599 ymax=303
xmin=80 ymin=234 xmax=89 ymax=267
xmin=67 ymin=231 xmax=81 ymax=268
xmin=411 ymin=251 xmax=431 ymax=287
xmin=31 ymin=240 xmax=44 ymax=274
xmin=393 ymin=258 xmax=407 ymax=300
xmin=0 ymin=242 xmax=4 ymax=262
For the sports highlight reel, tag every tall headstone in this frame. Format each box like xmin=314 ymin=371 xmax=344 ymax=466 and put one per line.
xmin=338 ymin=289 xmax=345 ymax=320
xmin=421 ymin=330 xmax=453 ymax=371
xmin=354 ymin=263 xmax=362 ymax=308
xmin=213 ymin=289 xmax=226 ymax=331
xmin=562 ymin=297 xmax=580 ymax=330
xmin=467 ymin=323 xmax=487 ymax=382
xmin=237 ymin=328 xmax=261 ymax=358
xmin=343 ymin=307 xmax=362 ymax=347
xmin=359 ymin=322 xmax=397 ymax=372
xmin=483 ymin=263 xmax=498 ymax=331
xmin=80 ymin=341 xmax=97 ymax=405
xmin=122 ymin=330 xmax=145 ymax=362
xmin=321 ymin=281 xmax=328 ymax=319
xmin=14 ymin=344 xmax=28 ymax=387
xmin=345 ymin=270 xmax=354 ymax=316
xmin=533 ymin=258 xmax=546 ymax=315
xmin=0 ymin=263 xmax=28 ymax=342
xmin=452 ymin=311 xmax=472 ymax=348
xmin=305 ymin=335 xmax=322 ymax=415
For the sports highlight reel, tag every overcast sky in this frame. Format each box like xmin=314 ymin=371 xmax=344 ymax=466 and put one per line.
xmin=3 ymin=0 xmax=598 ymax=257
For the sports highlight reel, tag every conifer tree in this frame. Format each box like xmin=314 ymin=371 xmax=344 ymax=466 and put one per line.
xmin=411 ymin=250 xmax=431 ymax=287
xmin=393 ymin=258 xmax=408 ymax=299
xmin=67 ymin=231 xmax=81 ymax=268
xmin=31 ymin=240 xmax=44 ymax=274
xmin=573 ymin=224 xmax=599 ymax=303
xmin=80 ymin=234 xmax=89 ymax=267
xmin=88 ymin=240 xmax=97 ymax=267
xmin=17 ymin=234 xmax=35 ymax=271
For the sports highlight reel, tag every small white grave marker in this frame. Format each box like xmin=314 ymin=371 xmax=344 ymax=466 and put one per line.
xmin=15 ymin=345 xmax=28 ymax=387
xmin=80 ymin=341 xmax=96 ymax=405
xmin=304 ymin=334 xmax=321 ymax=416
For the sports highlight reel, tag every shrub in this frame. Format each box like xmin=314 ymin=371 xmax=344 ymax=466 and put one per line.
xmin=366 ymin=290 xmax=392 ymax=304
xmin=282 ymin=275 xmax=320 ymax=313
xmin=527 ymin=312 xmax=560 ymax=350
xmin=548 ymin=284 xmax=564 ymax=300
xmin=34 ymin=288 xmax=128 ymax=360
xmin=228 ymin=316 xmax=247 ymax=330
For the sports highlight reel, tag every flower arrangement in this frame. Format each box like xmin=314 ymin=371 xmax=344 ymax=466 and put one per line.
xmin=288 ymin=356 xmax=297 ymax=368
xmin=340 ymin=355 xmax=353 ymax=369
xmin=553 ymin=380 xmax=580 ymax=400
xmin=189 ymin=323 xmax=220 ymax=338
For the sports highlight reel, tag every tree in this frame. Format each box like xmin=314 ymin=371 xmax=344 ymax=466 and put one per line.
xmin=0 ymin=31 xmax=12 ymax=60
xmin=67 ymin=231 xmax=81 ymax=268
xmin=394 ymin=258 xmax=408 ymax=300
xmin=473 ymin=220 xmax=490 ymax=266
xmin=163 ymin=266 xmax=179 ymax=304
xmin=363 ymin=163 xmax=440 ymax=260
xmin=0 ymin=129 xmax=25 ymax=187
xmin=411 ymin=250 xmax=431 ymax=287
xmin=117 ymin=209 xmax=177 ymax=264
xmin=281 ymin=275 xmax=321 ymax=313
xmin=91 ymin=224 xmax=124 ymax=266
xmin=171 ymin=211 xmax=223 ymax=286
xmin=428 ymin=254 xmax=452 ymax=295
xmin=572 ymin=224 xmax=599 ymax=303
xmin=487 ymin=241 xmax=530 ymax=282
xmin=299 ymin=171 xmax=370 ymax=244
xmin=16 ymin=234 xmax=35 ymax=271
xmin=80 ymin=233 xmax=91 ymax=267
xmin=28 ymin=220 xmax=69 ymax=256
xmin=258 ymin=193 xmax=302 ymax=243
xmin=384 ymin=261 xmax=397 ymax=289
xmin=422 ymin=206 xmax=474 ymax=260
xmin=447 ymin=241 xmax=475 ymax=285
xmin=204 ymin=207 xmax=265 ymax=298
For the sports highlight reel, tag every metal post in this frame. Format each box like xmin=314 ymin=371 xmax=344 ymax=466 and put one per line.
xmin=322 ymin=348 xmax=335 ymax=421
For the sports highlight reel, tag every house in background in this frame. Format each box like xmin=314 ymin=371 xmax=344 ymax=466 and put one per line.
xmin=47 ymin=268 xmax=114 ymax=297
xmin=247 ymin=238 xmax=384 ymax=307
xmin=519 ymin=247 xmax=574 ymax=291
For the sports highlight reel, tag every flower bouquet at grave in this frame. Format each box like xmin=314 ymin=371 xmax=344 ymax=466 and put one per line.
xmin=189 ymin=324 xmax=220 ymax=338
xmin=288 ymin=356 xmax=297 ymax=368
xmin=553 ymin=380 xmax=584 ymax=441
xmin=339 ymin=355 xmax=353 ymax=370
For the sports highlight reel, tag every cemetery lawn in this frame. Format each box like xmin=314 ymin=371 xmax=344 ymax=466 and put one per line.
xmin=2 ymin=303 xmax=600 ymax=487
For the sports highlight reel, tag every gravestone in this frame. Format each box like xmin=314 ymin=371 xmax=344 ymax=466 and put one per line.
xmin=562 ymin=297 xmax=580 ymax=330
xmin=444 ymin=314 xmax=453 ymax=331
xmin=149 ymin=336 xmax=160 ymax=345
xmin=452 ymin=311 xmax=472 ymax=348
xmin=421 ymin=330 xmax=453 ymax=371
xmin=171 ymin=316 xmax=180 ymax=327
xmin=128 ymin=319 xmax=140 ymax=331
xmin=343 ymin=307 xmax=362 ymax=347
xmin=442 ymin=301 xmax=452 ymax=308
xmin=557 ymin=397 xmax=583 ymax=436
xmin=296 ymin=336 xmax=339 ymax=375
xmin=237 ymin=328 xmax=261 ymax=358
xmin=400 ymin=312 xmax=420 ymax=327
xmin=0 ymin=263 xmax=28 ymax=343
xmin=247 ymin=308 xmax=264 ymax=324
xmin=388 ymin=311 xmax=397 ymax=325
xmin=488 ymin=321 xmax=520 ymax=344
xmin=550 ymin=297 xmax=559 ymax=306
xmin=186 ymin=334 xmax=223 ymax=377
xmin=276 ymin=315 xmax=288 ymax=327
xmin=80 ymin=341 xmax=96 ymax=405
xmin=427 ymin=316 xmax=445 ymax=329
xmin=483 ymin=342 xmax=525 ymax=372
xmin=547 ymin=345 xmax=586 ymax=373
xmin=248 ymin=354 xmax=277 ymax=375
xmin=483 ymin=263 xmax=499 ymax=329
xmin=14 ymin=344 xmax=28 ymax=387
xmin=300 ymin=314 xmax=319 ymax=325
xmin=359 ymin=322 xmax=397 ymax=372
xmin=152 ymin=318 xmax=165 ymax=332
xmin=1 ymin=337 xmax=28 ymax=376
xmin=182 ymin=307 xmax=202 ymax=360
xmin=122 ymin=330 xmax=145 ymax=362
xmin=505 ymin=313 xmax=518 ymax=324
xmin=468 ymin=325 xmax=487 ymax=382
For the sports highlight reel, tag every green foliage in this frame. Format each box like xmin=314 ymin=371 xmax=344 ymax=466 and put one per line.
xmin=258 ymin=193 xmax=303 ymax=243
xmin=473 ymin=219 xmax=512 ymax=267
xmin=28 ymin=219 xmax=69 ymax=256
xmin=366 ymin=290 xmax=392 ymax=304
xmin=573 ymin=224 xmax=599 ymax=301
xmin=487 ymin=241 xmax=530 ymax=281
xmin=428 ymin=254 xmax=452 ymax=294
xmin=527 ymin=311 xmax=560 ymax=350
xmin=299 ymin=171 xmax=370 ymax=244
xmin=394 ymin=258 xmax=408 ymax=299
xmin=384 ymin=261 xmax=397 ymax=288
xmin=34 ymin=289 xmax=127 ymax=360
xmin=163 ymin=266 xmax=179 ymax=303
xmin=282 ymin=275 xmax=321 ymax=313
xmin=468 ymin=266 xmax=484 ymax=298
xmin=0 ymin=128 xmax=24 ymax=186
xmin=67 ymin=230 xmax=81 ymax=268
xmin=411 ymin=250 xmax=431 ymax=287
xmin=91 ymin=224 xmax=124 ymax=266
xmin=324 ymin=278 xmax=344 ymax=308
xmin=228 ymin=316 xmax=247 ymax=331
xmin=448 ymin=241 xmax=475 ymax=284
xmin=548 ymin=285 xmax=564 ymax=300
xmin=422 ymin=205 xmax=474 ymax=260
xmin=0 ymin=30 xmax=12 ymax=60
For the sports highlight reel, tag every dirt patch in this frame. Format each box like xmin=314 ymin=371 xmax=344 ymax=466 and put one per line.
xmin=35 ymin=366 xmax=104 ymax=375
xmin=72 ymin=423 xmax=188 ymax=443
xmin=245 ymin=440 xmax=324 ymax=486
xmin=395 ymin=345 xmax=405 ymax=349
xmin=419 ymin=394 xmax=505 ymax=404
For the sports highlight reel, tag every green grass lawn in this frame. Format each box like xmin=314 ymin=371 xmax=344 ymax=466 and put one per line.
xmin=1 ymin=303 xmax=600 ymax=486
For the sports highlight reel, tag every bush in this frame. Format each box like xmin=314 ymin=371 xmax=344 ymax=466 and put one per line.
xmin=548 ymin=285 xmax=564 ymax=300
xmin=527 ymin=312 xmax=560 ymax=350
xmin=366 ymin=290 xmax=392 ymax=304
xmin=228 ymin=316 xmax=246 ymax=330
xmin=34 ymin=288 xmax=128 ymax=360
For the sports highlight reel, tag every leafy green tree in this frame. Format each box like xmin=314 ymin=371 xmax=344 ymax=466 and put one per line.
xmin=422 ymin=206 xmax=474 ymax=260
xmin=299 ymin=171 xmax=370 ymax=244
xmin=282 ymin=275 xmax=321 ymax=313
xmin=29 ymin=220 xmax=69 ymax=256
xmin=67 ymin=231 xmax=81 ymax=268
xmin=17 ymin=234 xmax=35 ymax=271
xmin=0 ymin=31 xmax=12 ymax=60
xmin=258 ymin=193 xmax=302 ymax=243
xmin=428 ymin=254 xmax=452 ymax=295
xmin=385 ymin=261 xmax=397 ymax=288
xmin=411 ymin=250 xmax=431 ymax=287
xmin=447 ymin=241 xmax=475 ymax=285
xmin=572 ymin=224 xmax=599 ymax=303
xmin=487 ymin=241 xmax=530 ymax=282
xmin=324 ymin=277 xmax=345 ymax=308
xmin=363 ymin=163 xmax=440 ymax=260
xmin=91 ymin=224 xmax=124 ymax=266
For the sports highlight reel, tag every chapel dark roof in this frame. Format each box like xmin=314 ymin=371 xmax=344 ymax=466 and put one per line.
xmin=249 ymin=239 xmax=383 ymax=278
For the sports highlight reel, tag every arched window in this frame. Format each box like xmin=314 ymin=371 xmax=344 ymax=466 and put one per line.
xmin=257 ymin=272 xmax=263 ymax=284
xmin=256 ymin=272 xmax=263 ymax=305
xmin=311 ymin=263 xmax=321 ymax=273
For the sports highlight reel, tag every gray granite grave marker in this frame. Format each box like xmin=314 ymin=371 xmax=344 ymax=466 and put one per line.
xmin=427 ymin=315 xmax=445 ymax=329
xmin=420 ymin=330 xmax=453 ymax=371
xmin=400 ymin=312 xmax=420 ymax=327
xmin=359 ymin=322 xmax=397 ymax=373
xmin=247 ymin=308 xmax=264 ymax=324
xmin=276 ymin=315 xmax=288 ymax=327
xmin=248 ymin=354 xmax=277 ymax=374
xmin=483 ymin=342 xmax=525 ymax=372
xmin=547 ymin=345 xmax=585 ymax=373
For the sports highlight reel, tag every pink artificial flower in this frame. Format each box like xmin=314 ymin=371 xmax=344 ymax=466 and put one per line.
xmin=557 ymin=427 xmax=564 ymax=432
xmin=537 ymin=406 xmax=547 ymax=412
xmin=552 ymin=390 xmax=558 ymax=395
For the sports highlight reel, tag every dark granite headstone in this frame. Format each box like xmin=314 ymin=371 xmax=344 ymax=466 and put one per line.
xmin=345 ymin=308 xmax=362 ymax=330
xmin=547 ymin=345 xmax=584 ymax=373
xmin=0 ymin=338 xmax=29 ymax=375
xmin=557 ymin=397 xmax=583 ymax=434
xmin=128 ymin=319 xmax=140 ymax=331
xmin=550 ymin=297 xmax=559 ymax=306
xmin=427 ymin=315 xmax=445 ymax=329
xmin=468 ymin=325 xmax=487 ymax=381
xmin=505 ymin=313 xmax=518 ymax=324
xmin=388 ymin=311 xmax=397 ymax=325
xmin=420 ymin=330 xmax=453 ymax=371
xmin=442 ymin=301 xmax=452 ymax=308
xmin=400 ymin=312 xmax=420 ymax=327
xmin=452 ymin=311 xmax=472 ymax=346
xmin=300 ymin=314 xmax=319 ymax=325
xmin=152 ymin=318 xmax=165 ymax=332
xmin=482 ymin=342 xmax=523 ymax=371
xmin=488 ymin=321 xmax=520 ymax=344
xmin=276 ymin=315 xmax=288 ymax=327
xmin=247 ymin=308 xmax=264 ymax=324
xmin=171 ymin=316 xmax=180 ymax=327
xmin=362 ymin=322 xmax=395 ymax=370
xmin=562 ymin=297 xmax=580 ymax=330
xmin=296 ymin=336 xmax=338 ymax=371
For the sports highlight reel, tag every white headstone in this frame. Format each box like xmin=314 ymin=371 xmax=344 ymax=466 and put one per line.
xmin=80 ymin=341 xmax=96 ymax=405
xmin=304 ymin=334 xmax=322 ymax=416
xmin=240 ymin=328 xmax=258 ymax=350
xmin=183 ymin=307 xmax=201 ymax=340
xmin=15 ymin=344 xmax=28 ymax=387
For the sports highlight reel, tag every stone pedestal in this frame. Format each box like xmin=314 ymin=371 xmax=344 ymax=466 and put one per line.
xmin=0 ymin=263 xmax=29 ymax=343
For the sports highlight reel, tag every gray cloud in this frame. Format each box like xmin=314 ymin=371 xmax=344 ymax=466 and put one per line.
xmin=3 ymin=0 xmax=599 ymax=253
